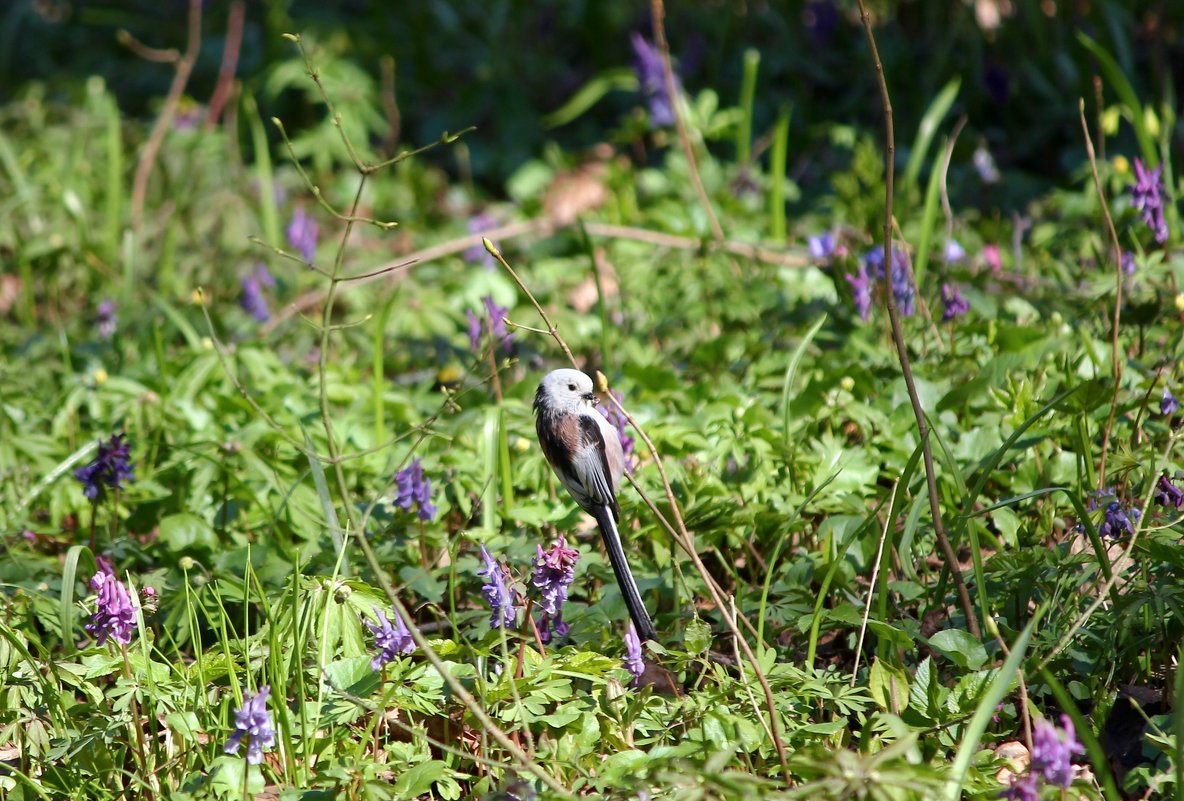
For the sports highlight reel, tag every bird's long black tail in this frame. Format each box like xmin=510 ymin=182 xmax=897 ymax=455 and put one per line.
xmin=592 ymin=507 xmax=657 ymax=641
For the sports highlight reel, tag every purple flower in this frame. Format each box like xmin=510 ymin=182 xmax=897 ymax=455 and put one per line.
xmin=84 ymin=571 xmax=138 ymax=647
xmin=394 ymin=458 xmax=436 ymax=522
xmin=1099 ymin=500 xmax=1139 ymax=539
xmin=623 ymin=621 xmax=645 ymax=684
xmin=364 ymin=605 xmax=415 ymax=671
xmin=808 ymin=232 xmax=835 ymax=261
xmin=74 ymin=434 xmax=135 ymax=500
xmin=464 ymin=214 xmax=496 ymax=268
xmin=845 ymin=265 xmax=873 ymax=322
xmin=803 ymin=1 xmax=839 ymax=45
xmin=1161 ymin=387 xmax=1178 ymax=416
xmin=478 ymin=546 xmax=517 ymax=629
xmin=1121 ymin=251 xmax=1137 ymax=275
xmin=974 ymin=146 xmax=1001 ymax=184
xmin=532 ymin=537 xmax=580 ymax=617
xmin=96 ymin=299 xmax=117 ymax=340
xmin=1031 ymin=715 xmax=1083 ymax=788
xmin=631 ymin=33 xmax=677 ymax=127
xmin=224 ymin=685 xmax=276 ymax=765
xmin=466 ymin=296 xmax=513 ymax=354
xmin=1131 ymin=158 xmax=1169 ymax=244
xmin=465 ymin=308 xmax=483 ymax=352
xmin=1154 ymin=474 xmax=1184 ymax=509
xmin=240 ymin=263 xmax=275 ymax=323
xmin=597 ymin=390 xmax=635 ymax=474
xmin=999 ymin=774 xmax=1039 ymax=801
xmin=286 ymin=207 xmax=318 ymax=262
xmin=983 ymin=243 xmax=1002 ymax=274
xmin=941 ymin=283 xmax=970 ymax=322
xmin=944 ymin=239 xmax=966 ymax=264
xmin=864 ymin=247 xmax=915 ymax=317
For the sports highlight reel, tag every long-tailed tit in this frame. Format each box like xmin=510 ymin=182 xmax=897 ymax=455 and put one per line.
xmin=533 ymin=369 xmax=657 ymax=641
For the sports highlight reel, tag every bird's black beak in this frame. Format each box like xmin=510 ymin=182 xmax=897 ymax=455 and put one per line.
xmin=582 ymin=392 xmax=599 ymax=405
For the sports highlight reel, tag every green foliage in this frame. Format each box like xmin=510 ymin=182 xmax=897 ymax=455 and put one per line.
xmin=2 ymin=7 xmax=1184 ymax=801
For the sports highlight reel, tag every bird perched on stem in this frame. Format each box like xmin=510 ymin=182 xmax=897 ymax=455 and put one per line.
xmin=533 ymin=369 xmax=657 ymax=641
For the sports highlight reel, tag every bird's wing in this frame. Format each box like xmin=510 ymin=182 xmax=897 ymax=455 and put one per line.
xmin=577 ymin=414 xmax=622 ymax=522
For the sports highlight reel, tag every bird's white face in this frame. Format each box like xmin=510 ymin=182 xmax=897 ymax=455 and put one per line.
xmin=540 ymin=369 xmax=596 ymax=414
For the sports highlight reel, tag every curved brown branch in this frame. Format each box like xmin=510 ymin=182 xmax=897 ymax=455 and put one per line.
xmin=852 ymin=0 xmax=980 ymax=638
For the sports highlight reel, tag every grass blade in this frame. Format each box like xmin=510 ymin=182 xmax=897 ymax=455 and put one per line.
xmin=902 ymin=77 xmax=960 ymax=196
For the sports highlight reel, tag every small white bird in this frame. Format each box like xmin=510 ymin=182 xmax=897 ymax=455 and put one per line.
xmin=533 ymin=368 xmax=657 ymax=641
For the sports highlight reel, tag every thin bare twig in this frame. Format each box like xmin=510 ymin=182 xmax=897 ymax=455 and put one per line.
xmin=1080 ymin=99 xmax=1125 ymax=485
xmin=649 ymin=0 xmax=725 ymax=242
xmin=263 ymin=218 xmax=809 ymax=334
xmin=484 ymin=239 xmax=793 ymax=785
xmin=130 ymin=0 xmax=203 ymax=227
xmin=852 ymin=0 xmax=980 ymax=638
xmin=204 ymin=0 xmax=245 ymax=130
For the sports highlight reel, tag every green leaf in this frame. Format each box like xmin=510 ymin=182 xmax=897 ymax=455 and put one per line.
xmin=158 ymin=513 xmax=218 ymax=554
xmin=869 ymin=658 xmax=910 ymax=715
xmin=684 ymin=617 xmax=713 ymax=656
xmin=926 ymin=629 xmax=987 ymax=670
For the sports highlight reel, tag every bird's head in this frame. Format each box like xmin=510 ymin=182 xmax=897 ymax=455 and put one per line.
xmin=535 ymin=368 xmax=597 ymax=415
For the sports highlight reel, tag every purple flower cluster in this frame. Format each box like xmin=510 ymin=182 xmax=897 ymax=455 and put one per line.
xmin=1161 ymin=387 xmax=1178 ymax=416
xmin=394 ymin=458 xmax=436 ymax=522
xmin=240 ymin=263 xmax=276 ymax=323
xmin=808 ymin=232 xmax=835 ymax=262
xmin=85 ymin=571 xmax=138 ymax=647
xmin=1099 ymin=499 xmax=1139 ymax=539
xmin=845 ymin=265 xmax=874 ymax=322
xmin=597 ymin=390 xmax=635 ymax=474
xmin=630 ymin=33 xmax=677 ymax=127
xmin=1031 ymin=715 xmax=1084 ymax=787
xmin=364 ymin=605 xmax=416 ymax=671
xmin=944 ymin=239 xmax=967 ymax=264
xmin=224 ymin=685 xmax=276 ymax=765
xmin=532 ymin=538 xmax=579 ymax=642
xmin=1154 ymin=474 xmax=1184 ymax=509
xmin=1130 ymin=158 xmax=1169 ymax=244
xmin=74 ymin=434 xmax=135 ymax=501
xmin=623 ymin=622 xmax=645 ymax=684
xmin=478 ymin=545 xmax=518 ymax=629
xmin=464 ymin=213 xmax=496 ymax=268
xmin=1001 ymin=715 xmax=1083 ymax=799
xmin=97 ymin=299 xmax=118 ymax=340
xmin=466 ymin=295 xmax=513 ymax=354
xmin=941 ymin=284 xmax=970 ymax=322
xmin=286 ymin=207 xmax=318 ymax=263
xmin=864 ymin=246 xmax=915 ymax=317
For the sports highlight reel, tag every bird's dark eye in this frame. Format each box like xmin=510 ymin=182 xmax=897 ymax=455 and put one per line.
xmin=568 ymin=383 xmax=576 ymax=391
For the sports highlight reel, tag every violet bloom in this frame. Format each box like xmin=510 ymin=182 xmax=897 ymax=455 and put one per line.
xmin=941 ymin=284 xmax=970 ymax=322
xmin=864 ymin=247 xmax=915 ymax=317
xmin=808 ymin=232 xmax=835 ymax=261
xmin=478 ymin=545 xmax=517 ymax=629
xmin=224 ymin=685 xmax=276 ymax=765
xmin=286 ymin=207 xmax=318 ymax=263
xmin=1154 ymin=475 xmax=1184 ymax=509
xmin=1131 ymin=158 xmax=1169 ymax=244
xmin=944 ymin=239 xmax=966 ymax=264
xmin=84 ymin=571 xmax=137 ymax=647
xmin=463 ymin=213 xmax=496 ymax=268
xmin=240 ymin=263 xmax=275 ymax=323
xmin=623 ymin=621 xmax=645 ymax=684
xmin=1031 ymin=715 xmax=1083 ymax=788
xmin=394 ymin=458 xmax=436 ymax=522
xmin=74 ymin=433 xmax=135 ymax=500
xmin=364 ymin=605 xmax=416 ymax=671
xmin=597 ymin=390 xmax=635 ymax=474
xmin=973 ymin=146 xmax=1000 ymax=184
xmin=999 ymin=774 xmax=1039 ymax=801
xmin=1121 ymin=252 xmax=1137 ymax=276
xmin=483 ymin=295 xmax=512 ymax=351
xmin=465 ymin=308 xmax=483 ymax=352
xmin=532 ymin=537 xmax=580 ymax=617
xmin=96 ymin=299 xmax=118 ymax=340
xmin=1161 ymin=387 xmax=1178 ymax=416
xmin=845 ymin=265 xmax=873 ymax=322
xmin=630 ymin=33 xmax=677 ymax=127
xmin=1099 ymin=500 xmax=1139 ymax=539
